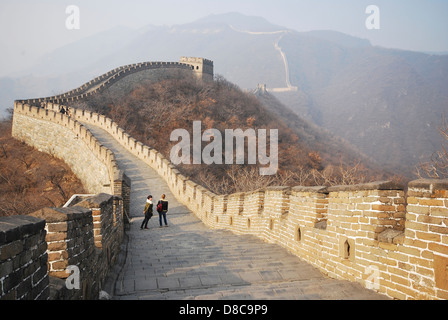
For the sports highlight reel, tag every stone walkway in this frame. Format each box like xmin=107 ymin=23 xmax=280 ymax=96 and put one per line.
xmin=82 ymin=122 xmax=389 ymax=300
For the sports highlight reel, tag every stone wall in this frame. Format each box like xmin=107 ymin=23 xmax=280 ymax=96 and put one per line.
xmin=12 ymin=107 xmax=110 ymax=195
xmin=30 ymin=193 xmax=124 ymax=300
xmin=0 ymin=194 xmax=124 ymax=300
xmin=0 ymin=216 xmax=49 ymax=300
xmin=11 ymin=102 xmax=130 ymax=213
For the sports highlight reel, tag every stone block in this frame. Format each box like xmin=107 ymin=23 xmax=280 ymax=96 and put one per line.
xmin=76 ymin=193 xmax=115 ymax=209
xmin=408 ymin=179 xmax=448 ymax=193
xmin=428 ymin=243 xmax=448 ymax=256
xmin=0 ymin=240 xmax=23 ymax=261
xmin=434 ymin=255 xmax=448 ymax=291
xmin=29 ymin=207 xmax=91 ymax=223
xmin=378 ymin=229 xmax=404 ymax=244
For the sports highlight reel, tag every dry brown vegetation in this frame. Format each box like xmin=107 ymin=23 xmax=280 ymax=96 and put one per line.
xmin=0 ymin=120 xmax=86 ymax=216
xmin=417 ymin=115 xmax=448 ymax=179
xmin=69 ymin=72 xmax=393 ymax=194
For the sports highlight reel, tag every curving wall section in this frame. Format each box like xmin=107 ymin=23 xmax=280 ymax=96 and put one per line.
xmin=16 ymin=61 xmax=202 ymax=106
xmin=11 ymin=102 xmax=131 ymax=216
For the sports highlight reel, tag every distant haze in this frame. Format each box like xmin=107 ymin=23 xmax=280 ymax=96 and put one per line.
xmin=1 ymin=0 xmax=447 ymax=77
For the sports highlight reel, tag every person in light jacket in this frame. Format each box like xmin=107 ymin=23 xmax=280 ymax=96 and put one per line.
xmin=157 ymin=194 xmax=169 ymax=227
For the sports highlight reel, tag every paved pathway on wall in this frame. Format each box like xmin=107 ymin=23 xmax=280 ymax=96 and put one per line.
xmin=82 ymin=122 xmax=388 ymax=300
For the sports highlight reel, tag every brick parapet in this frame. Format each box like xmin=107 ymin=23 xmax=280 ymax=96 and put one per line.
xmin=0 ymin=193 xmax=125 ymax=300
xmin=0 ymin=216 xmax=49 ymax=300
xmin=28 ymin=207 xmax=95 ymax=280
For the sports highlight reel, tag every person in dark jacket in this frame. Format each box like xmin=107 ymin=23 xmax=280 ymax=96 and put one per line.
xmin=157 ymin=194 xmax=169 ymax=227
xmin=141 ymin=195 xmax=153 ymax=229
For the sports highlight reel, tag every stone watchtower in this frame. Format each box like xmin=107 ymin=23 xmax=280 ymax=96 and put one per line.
xmin=180 ymin=57 xmax=214 ymax=82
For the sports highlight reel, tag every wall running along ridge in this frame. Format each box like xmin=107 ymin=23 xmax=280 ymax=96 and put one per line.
xmin=6 ymin=59 xmax=448 ymax=300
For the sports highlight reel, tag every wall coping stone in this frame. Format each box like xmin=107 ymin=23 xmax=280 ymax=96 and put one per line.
xmin=0 ymin=216 xmax=45 ymax=245
xmin=265 ymin=186 xmax=292 ymax=192
xmin=408 ymin=179 xmax=448 ymax=190
xmin=292 ymin=186 xmax=328 ymax=193
xmin=75 ymin=193 xmax=116 ymax=209
xmin=28 ymin=207 xmax=91 ymax=223
xmin=326 ymin=180 xmax=404 ymax=192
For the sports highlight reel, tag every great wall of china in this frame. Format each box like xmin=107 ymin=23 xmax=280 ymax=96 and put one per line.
xmin=230 ymin=25 xmax=298 ymax=92
xmin=2 ymin=57 xmax=448 ymax=300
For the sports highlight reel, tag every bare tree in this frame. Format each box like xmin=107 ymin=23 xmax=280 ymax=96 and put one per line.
xmin=310 ymin=160 xmax=369 ymax=186
xmin=225 ymin=165 xmax=275 ymax=193
xmin=19 ymin=153 xmax=35 ymax=170
xmin=417 ymin=115 xmax=448 ymax=179
xmin=197 ymin=170 xmax=231 ymax=195
xmin=291 ymin=165 xmax=313 ymax=186
xmin=46 ymin=169 xmax=69 ymax=202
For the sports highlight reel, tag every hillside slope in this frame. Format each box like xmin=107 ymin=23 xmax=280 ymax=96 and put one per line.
xmin=67 ymin=70 xmax=393 ymax=194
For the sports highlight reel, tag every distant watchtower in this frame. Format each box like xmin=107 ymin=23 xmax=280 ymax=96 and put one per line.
xmin=180 ymin=57 xmax=214 ymax=82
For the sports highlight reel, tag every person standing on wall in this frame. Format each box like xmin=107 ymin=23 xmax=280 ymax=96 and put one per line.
xmin=157 ymin=194 xmax=169 ymax=227
xmin=141 ymin=195 xmax=153 ymax=230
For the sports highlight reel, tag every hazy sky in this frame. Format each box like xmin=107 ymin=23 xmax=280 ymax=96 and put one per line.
xmin=1 ymin=0 xmax=447 ymax=76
